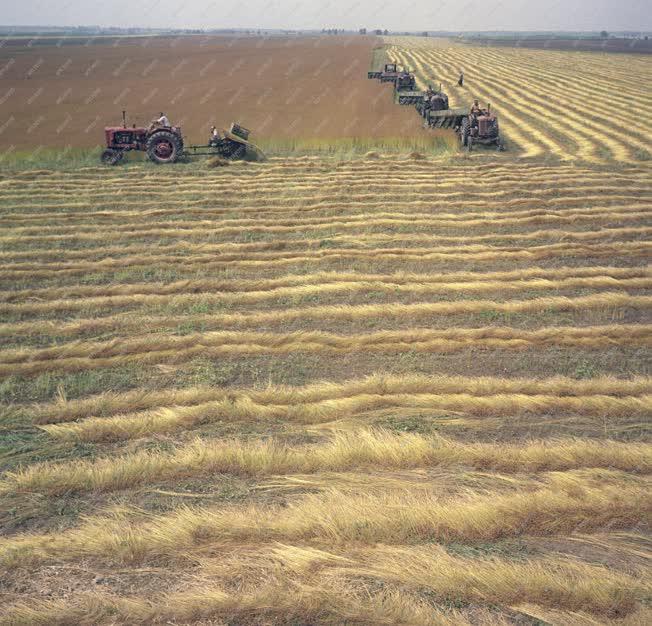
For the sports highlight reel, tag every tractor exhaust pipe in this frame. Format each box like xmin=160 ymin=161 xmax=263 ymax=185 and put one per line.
xmin=122 ymin=110 xmax=126 ymax=129
xmin=487 ymin=103 xmax=491 ymax=115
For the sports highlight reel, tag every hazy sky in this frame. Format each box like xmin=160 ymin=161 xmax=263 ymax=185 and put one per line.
xmin=1 ymin=0 xmax=651 ymax=32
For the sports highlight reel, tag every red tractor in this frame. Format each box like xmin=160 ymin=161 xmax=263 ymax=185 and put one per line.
xmin=459 ymin=104 xmax=504 ymax=151
xmin=101 ymin=112 xmax=266 ymax=165
xmin=101 ymin=111 xmax=184 ymax=165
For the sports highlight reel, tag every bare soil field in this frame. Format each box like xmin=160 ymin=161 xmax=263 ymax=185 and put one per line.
xmin=0 ymin=35 xmax=424 ymax=151
xmin=0 ymin=35 xmax=651 ymax=626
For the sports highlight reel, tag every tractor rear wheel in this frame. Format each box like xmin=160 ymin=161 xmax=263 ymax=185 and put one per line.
xmin=101 ymin=149 xmax=123 ymax=165
xmin=146 ymin=130 xmax=182 ymax=164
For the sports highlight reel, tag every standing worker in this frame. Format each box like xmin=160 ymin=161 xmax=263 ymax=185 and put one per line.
xmin=209 ymin=125 xmax=221 ymax=146
xmin=458 ymin=71 xmax=464 ymax=87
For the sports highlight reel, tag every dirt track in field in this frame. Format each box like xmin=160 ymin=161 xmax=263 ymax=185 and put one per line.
xmin=0 ymin=35 xmax=426 ymax=149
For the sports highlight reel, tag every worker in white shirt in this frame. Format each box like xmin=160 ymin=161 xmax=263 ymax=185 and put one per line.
xmin=209 ymin=125 xmax=221 ymax=146
xmin=148 ymin=112 xmax=171 ymax=133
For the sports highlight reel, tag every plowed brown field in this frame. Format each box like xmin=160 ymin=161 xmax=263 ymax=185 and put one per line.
xmin=0 ymin=35 xmax=424 ymax=150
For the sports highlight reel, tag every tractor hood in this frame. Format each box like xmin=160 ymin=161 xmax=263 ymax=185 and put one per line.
xmin=104 ymin=126 xmax=147 ymax=132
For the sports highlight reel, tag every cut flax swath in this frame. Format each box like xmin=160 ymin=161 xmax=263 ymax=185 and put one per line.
xmin=8 ymin=429 xmax=650 ymax=494
xmin=2 ymin=218 xmax=649 ymax=254
xmin=40 ymin=390 xmax=652 ymax=442
xmin=1 ymin=545 xmax=646 ymax=624
xmin=1 ymin=291 xmax=650 ymax=347
xmin=0 ymin=161 xmax=638 ymax=183
xmin=32 ymin=373 xmax=652 ymax=424
xmin=3 ymin=160 xmax=647 ymax=179
xmin=6 ymin=239 xmax=648 ymax=271
xmin=332 ymin=545 xmax=646 ymax=618
xmin=5 ymin=225 xmax=652 ymax=270
xmin=1 ymin=242 xmax=649 ymax=279
xmin=3 ymin=194 xmax=649 ymax=228
xmin=3 ymin=204 xmax=649 ymax=240
xmin=0 ymin=585 xmax=500 ymax=626
xmin=3 ymin=171 xmax=645 ymax=208
xmin=1 ymin=161 xmax=646 ymax=186
xmin=4 ymin=174 xmax=649 ymax=195
xmin=2 ymin=263 xmax=648 ymax=304
xmin=1 ymin=472 xmax=647 ymax=568
xmin=2 ymin=184 xmax=648 ymax=217
xmin=1 ymin=322 xmax=650 ymax=378
xmin=3 ymin=274 xmax=650 ymax=317
xmin=4 ymin=235 xmax=647 ymax=269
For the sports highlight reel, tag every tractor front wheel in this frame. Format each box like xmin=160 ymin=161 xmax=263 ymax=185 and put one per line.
xmin=146 ymin=130 xmax=182 ymax=164
xmin=459 ymin=118 xmax=469 ymax=147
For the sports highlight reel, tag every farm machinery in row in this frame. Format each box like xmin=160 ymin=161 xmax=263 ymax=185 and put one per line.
xmin=367 ymin=53 xmax=505 ymax=152
xmin=101 ymin=112 xmax=266 ymax=165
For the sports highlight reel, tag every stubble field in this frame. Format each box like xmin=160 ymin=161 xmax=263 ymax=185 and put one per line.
xmin=0 ymin=35 xmax=651 ymax=625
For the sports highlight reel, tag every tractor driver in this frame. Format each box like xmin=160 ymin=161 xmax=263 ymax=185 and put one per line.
xmin=148 ymin=112 xmax=171 ymax=133
xmin=469 ymin=99 xmax=482 ymax=130
xmin=209 ymin=125 xmax=221 ymax=146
